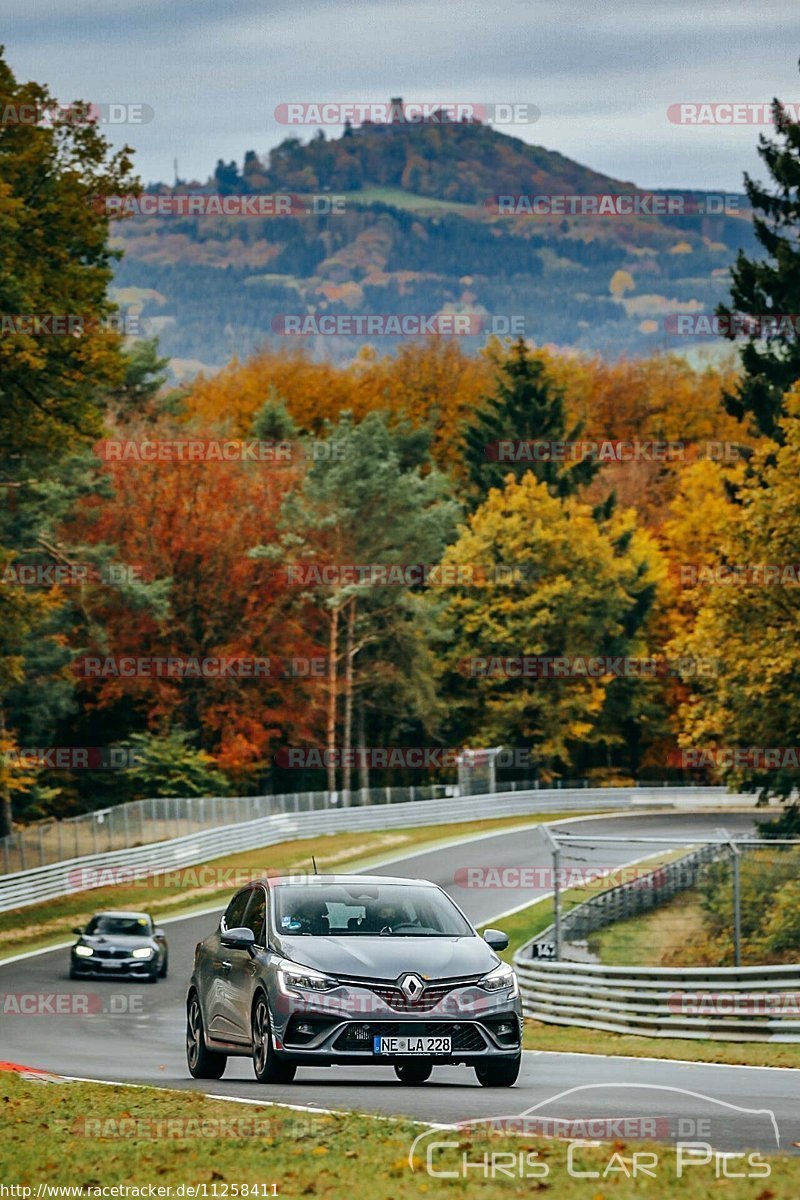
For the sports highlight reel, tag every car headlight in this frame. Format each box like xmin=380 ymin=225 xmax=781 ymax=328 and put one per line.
xmin=480 ymin=963 xmax=519 ymax=997
xmin=278 ymin=959 xmax=337 ymax=992
xmin=132 ymin=947 xmax=154 ymax=959
xmin=74 ymin=945 xmax=93 ymax=958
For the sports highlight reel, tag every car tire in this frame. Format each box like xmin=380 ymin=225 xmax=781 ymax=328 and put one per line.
xmin=394 ymin=1060 xmax=433 ymax=1084
xmin=145 ymin=967 xmax=159 ymax=983
xmin=186 ymin=993 xmax=227 ymax=1079
xmin=474 ymin=1055 xmax=521 ymax=1087
xmin=69 ymin=966 xmax=79 ymax=980
xmin=160 ymin=955 xmax=168 ymax=979
xmin=252 ymin=994 xmax=296 ymax=1084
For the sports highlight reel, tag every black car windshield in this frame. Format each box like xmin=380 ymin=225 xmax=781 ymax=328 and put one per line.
xmin=274 ymin=883 xmax=472 ymax=937
xmin=85 ymin=916 xmax=151 ymax=936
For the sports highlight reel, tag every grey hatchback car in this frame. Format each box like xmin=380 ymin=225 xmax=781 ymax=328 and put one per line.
xmin=187 ymin=874 xmax=522 ymax=1086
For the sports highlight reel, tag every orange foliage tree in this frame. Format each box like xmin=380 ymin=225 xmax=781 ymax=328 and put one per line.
xmin=64 ymin=423 xmax=325 ymax=789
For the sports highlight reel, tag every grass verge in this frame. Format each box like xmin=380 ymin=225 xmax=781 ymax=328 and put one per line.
xmin=0 ymin=811 xmax=591 ymax=961
xmin=590 ymin=888 xmax=707 ymax=966
xmin=1 ymin=1070 xmax=795 ymax=1197
xmin=522 ymin=1018 xmax=800 ymax=1068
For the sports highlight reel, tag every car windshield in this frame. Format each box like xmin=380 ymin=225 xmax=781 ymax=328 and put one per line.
xmin=85 ymin=915 xmax=150 ymax=936
xmin=273 ymin=883 xmax=472 ymax=937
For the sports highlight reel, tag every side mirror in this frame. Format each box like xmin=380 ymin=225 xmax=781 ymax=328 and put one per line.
xmin=72 ymin=927 xmax=84 ymax=936
xmin=483 ymin=928 xmax=509 ymax=951
xmin=220 ymin=926 xmax=256 ymax=952
xmin=153 ymin=927 xmax=166 ymax=938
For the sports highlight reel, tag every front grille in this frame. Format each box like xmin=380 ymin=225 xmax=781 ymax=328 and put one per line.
xmin=94 ymin=948 xmax=131 ymax=960
xmin=333 ymin=1022 xmax=487 ymax=1053
xmin=336 ymin=974 xmax=484 ymax=1013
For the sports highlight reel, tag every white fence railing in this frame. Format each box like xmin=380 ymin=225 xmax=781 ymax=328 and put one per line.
xmin=1 ymin=778 xmax=662 ymax=873
xmin=0 ymin=785 xmax=731 ymax=913
xmin=514 ymin=958 xmax=800 ymax=1042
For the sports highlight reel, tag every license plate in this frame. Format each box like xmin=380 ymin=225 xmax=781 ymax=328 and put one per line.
xmin=373 ymin=1036 xmax=451 ymax=1055
xmin=100 ymin=961 xmax=122 ymax=968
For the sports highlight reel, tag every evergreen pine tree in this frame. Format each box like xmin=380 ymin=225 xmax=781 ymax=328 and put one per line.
xmin=463 ymin=338 xmax=599 ymax=504
xmin=717 ymin=85 xmax=800 ymax=440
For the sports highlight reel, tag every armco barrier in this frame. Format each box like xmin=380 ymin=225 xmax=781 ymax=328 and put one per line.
xmin=0 ymin=785 xmax=732 ymax=912
xmin=514 ymin=958 xmax=800 ymax=1042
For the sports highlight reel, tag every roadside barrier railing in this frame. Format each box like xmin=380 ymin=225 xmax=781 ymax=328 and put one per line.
xmin=0 ymin=785 xmax=731 ymax=912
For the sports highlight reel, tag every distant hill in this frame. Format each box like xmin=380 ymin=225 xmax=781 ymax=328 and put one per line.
xmin=113 ymin=106 xmax=757 ymax=374
xmin=234 ymin=113 xmax=637 ymax=203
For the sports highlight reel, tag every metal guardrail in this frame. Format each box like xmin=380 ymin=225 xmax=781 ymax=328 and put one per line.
xmin=514 ymin=959 xmax=800 ymax=1042
xmin=0 ymin=785 xmax=728 ymax=912
xmin=513 ymin=847 xmax=800 ymax=1042
xmin=0 ymin=777 xmax=644 ymax=873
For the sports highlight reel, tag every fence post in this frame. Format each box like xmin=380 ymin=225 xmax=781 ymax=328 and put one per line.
xmin=718 ymin=827 xmax=742 ymax=968
xmin=731 ymin=844 xmax=742 ymax=968
xmin=542 ymin=826 xmax=561 ymax=960
xmin=39 ymin=825 xmax=45 ymax=866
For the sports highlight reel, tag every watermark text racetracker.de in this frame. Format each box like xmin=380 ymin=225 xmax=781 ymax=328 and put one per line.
xmin=483 ymin=438 xmax=747 ymax=463
xmin=0 ymin=101 xmax=154 ymax=126
xmin=667 ymin=100 xmax=800 ymax=124
xmin=453 ymin=864 xmax=671 ymax=890
xmin=670 ymin=746 xmax=800 ymax=770
xmin=460 ymin=655 xmax=719 ymax=679
xmin=674 ymin=562 xmax=800 ymax=587
xmin=1 ymin=992 xmax=143 ymax=1016
xmin=488 ymin=192 xmax=739 ymax=217
xmin=666 ymin=313 xmax=800 ymax=337
xmin=0 ymin=312 xmax=150 ymax=337
xmin=273 ymin=746 xmax=531 ymax=770
xmin=92 ymin=438 xmax=346 ymax=464
xmin=272 ymin=313 xmax=524 ymax=337
xmin=95 ymin=193 xmax=345 ymax=218
xmin=274 ymin=100 xmax=539 ymax=126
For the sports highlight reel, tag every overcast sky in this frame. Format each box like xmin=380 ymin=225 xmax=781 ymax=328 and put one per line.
xmin=5 ymin=0 xmax=799 ymax=190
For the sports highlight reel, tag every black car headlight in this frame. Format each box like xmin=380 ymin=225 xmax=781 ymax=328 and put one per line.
xmin=479 ymin=963 xmax=519 ymax=997
xmin=277 ymin=959 xmax=338 ymax=993
xmin=131 ymin=947 xmax=154 ymax=959
xmin=73 ymin=945 xmax=94 ymax=958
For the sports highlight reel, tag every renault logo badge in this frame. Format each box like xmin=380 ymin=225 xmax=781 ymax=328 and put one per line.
xmin=400 ymin=973 xmax=425 ymax=999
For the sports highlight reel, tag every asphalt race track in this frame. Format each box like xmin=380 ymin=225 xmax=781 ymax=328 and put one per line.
xmin=2 ymin=809 xmax=798 ymax=1155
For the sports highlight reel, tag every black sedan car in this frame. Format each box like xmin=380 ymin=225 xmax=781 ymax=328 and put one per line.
xmin=70 ymin=911 xmax=168 ymax=982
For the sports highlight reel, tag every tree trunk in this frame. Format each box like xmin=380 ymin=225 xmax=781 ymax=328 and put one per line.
xmin=342 ymin=598 xmax=356 ymax=804
xmin=326 ymin=606 xmax=339 ymax=793
xmin=0 ymin=705 xmax=12 ymax=839
xmin=357 ymin=700 xmax=369 ymax=793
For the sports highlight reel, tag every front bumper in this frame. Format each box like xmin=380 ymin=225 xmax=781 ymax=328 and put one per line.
xmin=270 ymin=978 xmax=522 ymax=1063
xmin=71 ymin=955 xmax=156 ymax=977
